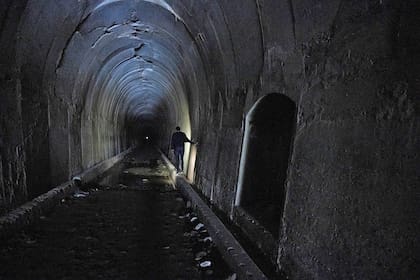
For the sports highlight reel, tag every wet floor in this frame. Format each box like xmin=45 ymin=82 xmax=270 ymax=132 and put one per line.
xmin=0 ymin=149 xmax=232 ymax=280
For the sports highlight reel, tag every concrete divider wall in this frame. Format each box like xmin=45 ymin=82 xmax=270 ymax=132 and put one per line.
xmin=0 ymin=148 xmax=133 ymax=240
xmin=159 ymin=150 xmax=268 ymax=279
xmin=176 ymin=175 xmax=268 ymax=280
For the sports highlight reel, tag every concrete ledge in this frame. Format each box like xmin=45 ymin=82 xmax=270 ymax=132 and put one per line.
xmin=176 ymin=176 xmax=268 ymax=280
xmin=233 ymin=206 xmax=278 ymax=264
xmin=158 ymin=149 xmax=177 ymax=184
xmin=78 ymin=147 xmax=132 ymax=183
xmin=0 ymin=148 xmax=132 ymax=240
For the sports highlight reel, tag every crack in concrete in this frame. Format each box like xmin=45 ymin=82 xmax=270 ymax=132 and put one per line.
xmin=255 ymin=0 xmax=266 ymax=81
xmin=215 ymin=1 xmax=238 ymax=81
xmin=90 ymin=30 xmax=112 ymax=49
xmin=287 ymin=0 xmax=297 ymax=44
xmin=329 ymin=0 xmax=344 ymax=41
xmin=55 ymin=7 xmax=91 ymax=72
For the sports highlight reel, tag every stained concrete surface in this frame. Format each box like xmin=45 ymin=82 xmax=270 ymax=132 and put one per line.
xmin=0 ymin=1 xmax=418 ymax=279
xmin=0 ymin=149 xmax=231 ymax=280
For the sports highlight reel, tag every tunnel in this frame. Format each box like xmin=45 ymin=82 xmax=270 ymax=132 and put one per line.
xmin=0 ymin=0 xmax=419 ymax=279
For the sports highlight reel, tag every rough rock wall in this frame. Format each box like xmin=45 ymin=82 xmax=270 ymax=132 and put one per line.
xmin=0 ymin=0 xmax=28 ymax=214
xmin=260 ymin=1 xmax=419 ymax=279
xmin=0 ymin=1 xmax=418 ymax=279
xmin=173 ymin=0 xmax=264 ymax=213
xmin=272 ymin=2 xmax=419 ymax=279
xmin=180 ymin=0 xmax=419 ymax=279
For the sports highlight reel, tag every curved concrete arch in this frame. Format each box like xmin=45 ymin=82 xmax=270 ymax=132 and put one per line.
xmin=44 ymin=0 xmax=207 ymax=170
xmin=2 ymin=2 xmax=417 ymax=279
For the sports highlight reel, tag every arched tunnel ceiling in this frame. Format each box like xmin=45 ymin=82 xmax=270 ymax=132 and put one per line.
xmin=14 ymin=0 xmax=263 ymax=169
xmin=2 ymin=1 xmax=418 ymax=278
xmin=55 ymin=0 xmax=210 ymax=143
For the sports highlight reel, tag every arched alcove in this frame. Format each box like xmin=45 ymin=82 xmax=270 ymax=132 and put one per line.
xmin=236 ymin=93 xmax=296 ymax=236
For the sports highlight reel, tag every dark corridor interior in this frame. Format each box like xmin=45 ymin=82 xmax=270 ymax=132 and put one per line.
xmin=0 ymin=1 xmax=418 ymax=279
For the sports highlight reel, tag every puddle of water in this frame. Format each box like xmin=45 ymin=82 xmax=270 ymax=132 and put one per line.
xmin=124 ymin=166 xmax=169 ymax=177
xmin=93 ymin=158 xmax=173 ymax=191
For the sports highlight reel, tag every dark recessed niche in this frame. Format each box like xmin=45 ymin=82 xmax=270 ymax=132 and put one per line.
xmin=237 ymin=93 xmax=296 ymax=236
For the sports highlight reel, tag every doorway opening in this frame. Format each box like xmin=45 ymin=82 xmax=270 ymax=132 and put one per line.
xmin=235 ymin=93 xmax=296 ymax=236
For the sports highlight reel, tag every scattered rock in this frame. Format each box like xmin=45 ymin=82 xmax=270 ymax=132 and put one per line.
xmin=73 ymin=192 xmax=88 ymax=198
xmin=203 ymin=237 xmax=212 ymax=243
xmin=199 ymin=260 xmax=212 ymax=269
xmin=195 ymin=251 xmax=207 ymax=261
xmin=118 ymin=184 xmax=129 ymax=190
xmin=194 ymin=223 xmax=204 ymax=231
xmin=225 ymin=273 xmax=237 ymax=280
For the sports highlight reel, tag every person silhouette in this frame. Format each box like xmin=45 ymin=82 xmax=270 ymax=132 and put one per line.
xmin=171 ymin=126 xmax=195 ymax=173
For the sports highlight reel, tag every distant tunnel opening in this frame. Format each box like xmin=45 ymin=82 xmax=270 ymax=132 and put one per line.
xmin=236 ymin=93 xmax=296 ymax=236
xmin=27 ymin=0 xmax=207 ymax=185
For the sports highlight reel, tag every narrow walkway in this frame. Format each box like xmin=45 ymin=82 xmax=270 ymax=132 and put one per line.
xmin=0 ymin=148 xmax=231 ymax=280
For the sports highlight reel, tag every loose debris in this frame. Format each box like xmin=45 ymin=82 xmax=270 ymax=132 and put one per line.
xmin=179 ymin=199 xmax=233 ymax=278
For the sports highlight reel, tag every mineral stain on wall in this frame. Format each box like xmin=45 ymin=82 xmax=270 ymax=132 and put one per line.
xmin=0 ymin=1 xmax=418 ymax=279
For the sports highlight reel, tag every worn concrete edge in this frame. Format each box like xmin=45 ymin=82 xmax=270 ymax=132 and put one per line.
xmin=157 ymin=148 xmax=177 ymax=187
xmin=0 ymin=148 xmax=133 ymax=240
xmin=175 ymin=176 xmax=269 ymax=280
xmin=158 ymin=150 xmax=268 ymax=279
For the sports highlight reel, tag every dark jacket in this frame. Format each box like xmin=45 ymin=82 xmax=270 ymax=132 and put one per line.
xmin=171 ymin=131 xmax=192 ymax=149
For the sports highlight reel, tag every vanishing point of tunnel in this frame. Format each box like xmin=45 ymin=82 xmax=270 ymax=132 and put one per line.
xmin=0 ymin=0 xmax=418 ymax=279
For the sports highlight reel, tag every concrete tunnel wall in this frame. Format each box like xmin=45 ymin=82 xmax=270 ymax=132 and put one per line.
xmin=0 ymin=0 xmax=419 ymax=279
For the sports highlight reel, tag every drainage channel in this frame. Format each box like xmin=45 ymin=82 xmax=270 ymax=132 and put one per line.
xmin=0 ymin=150 xmax=233 ymax=280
